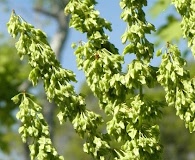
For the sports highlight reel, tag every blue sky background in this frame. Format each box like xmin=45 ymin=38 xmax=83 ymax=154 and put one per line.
xmin=0 ymin=0 xmax=181 ymax=92
xmin=0 ymin=0 xmax=189 ymax=159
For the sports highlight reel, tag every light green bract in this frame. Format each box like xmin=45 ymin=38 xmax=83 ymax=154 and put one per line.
xmin=7 ymin=0 xmax=195 ymax=159
xmin=157 ymin=44 xmax=195 ymax=133
xmin=66 ymin=0 xmax=162 ymax=159
xmin=12 ymin=93 xmax=64 ymax=160
xmin=172 ymin=0 xmax=195 ymax=56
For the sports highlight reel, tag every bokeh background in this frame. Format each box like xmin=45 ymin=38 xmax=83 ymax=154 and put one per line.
xmin=0 ymin=0 xmax=195 ymax=160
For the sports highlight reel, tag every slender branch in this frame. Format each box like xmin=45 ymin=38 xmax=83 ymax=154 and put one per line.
xmin=34 ymin=6 xmax=57 ymax=18
xmin=17 ymin=80 xmax=31 ymax=92
xmin=139 ymin=85 xmax=143 ymax=99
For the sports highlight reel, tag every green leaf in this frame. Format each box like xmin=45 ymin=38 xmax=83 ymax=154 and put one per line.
xmin=121 ymin=32 xmax=128 ymax=44
xmin=149 ymin=0 xmax=171 ymax=18
xmin=126 ymin=124 xmax=137 ymax=139
xmin=71 ymin=42 xmax=77 ymax=49
xmin=155 ymin=16 xmax=182 ymax=45
xmin=156 ymin=49 xmax=162 ymax=57
xmin=11 ymin=94 xmax=20 ymax=104
xmin=188 ymin=122 xmax=195 ymax=133
xmin=123 ymin=44 xmax=134 ymax=55
xmin=57 ymin=112 xmax=64 ymax=124
xmin=29 ymin=68 xmax=40 ymax=86
xmin=18 ymin=126 xmax=24 ymax=134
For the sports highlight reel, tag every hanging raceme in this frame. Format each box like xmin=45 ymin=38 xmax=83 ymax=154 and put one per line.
xmin=119 ymin=0 xmax=162 ymax=159
xmin=12 ymin=93 xmax=64 ymax=160
xmin=65 ymin=0 xmax=162 ymax=159
xmin=172 ymin=0 xmax=195 ymax=56
xmin=7 ymin=9 xmax=110 ymax=160
xmin=7 ymin=0 xmax=195 ymax=159
xmin=157 ymin=43 xmax=195 ymax=133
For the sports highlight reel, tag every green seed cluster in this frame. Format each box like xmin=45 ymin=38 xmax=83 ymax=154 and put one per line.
xmin=12 ymin=93 xmax=64 ymax=160
xmin=8 ymin=10 xmax=105 ymax=160
xmin=158 ymin=44 xmax=195 ymax=133
xmin=7 ymin=0 xmax=195 ymax=159
xmin=172 ymin=0 xmax=195 ymax=56
xmin=65 ymin=0 xmax=162 ymax=159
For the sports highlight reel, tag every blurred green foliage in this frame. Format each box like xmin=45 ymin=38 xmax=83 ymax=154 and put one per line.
xmin=149 ymin=0 xmax=171 ymax=18
xmin=149 ymin=0 xmax=185 ymax=49
xmin=0 ymin=44 xmax=29 ymax=153
xmin=1 ymin=0 xmax=195 ymax=159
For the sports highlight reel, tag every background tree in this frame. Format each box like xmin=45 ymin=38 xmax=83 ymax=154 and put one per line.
xmin=0 ymin=44 xmax=29 ymax=155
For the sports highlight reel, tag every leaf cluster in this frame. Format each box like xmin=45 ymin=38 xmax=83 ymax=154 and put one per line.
xmin=6 ymin=0 xmax=195 ymax=160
